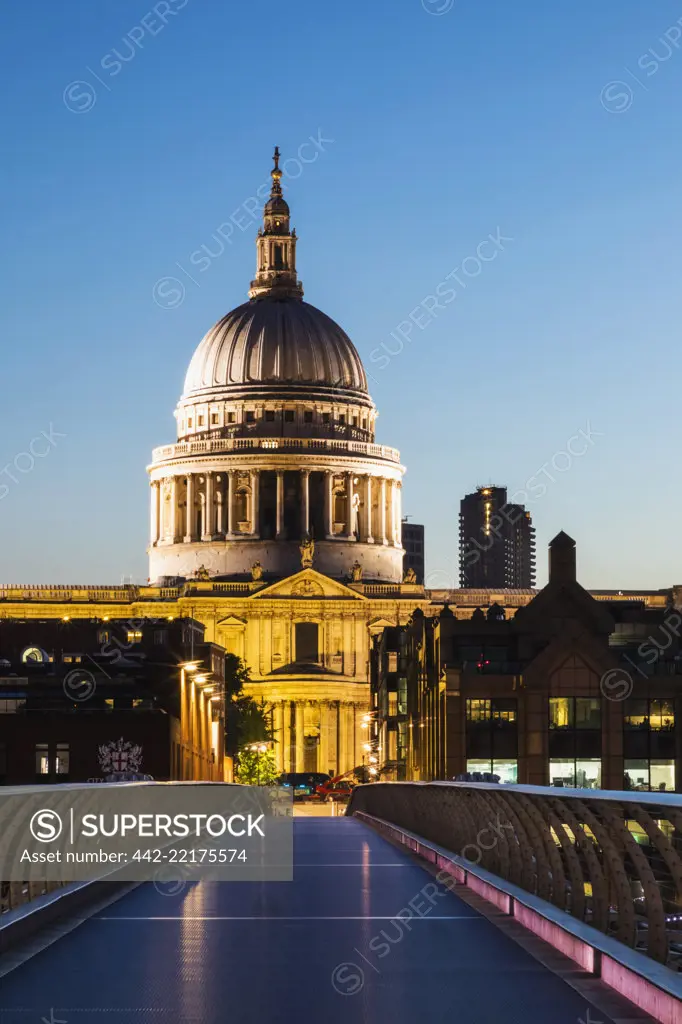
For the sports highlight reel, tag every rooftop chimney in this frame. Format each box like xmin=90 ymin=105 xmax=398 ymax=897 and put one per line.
xmin=548 ymin=531 xmax=576 ymax=583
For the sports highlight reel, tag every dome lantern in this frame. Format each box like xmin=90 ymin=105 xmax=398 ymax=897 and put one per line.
xmin=249 ymin=147 xmax=303 ymax=301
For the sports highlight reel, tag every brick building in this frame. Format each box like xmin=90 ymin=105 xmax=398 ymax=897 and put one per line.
xmin=0 ymin=617 xmax=226 ymax=784
xmin=372 ymin=532 xmax=681 ymax=791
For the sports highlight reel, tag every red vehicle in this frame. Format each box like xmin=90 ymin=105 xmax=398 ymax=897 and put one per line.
xmin=315 ymin=778 xmax=355 ymax=803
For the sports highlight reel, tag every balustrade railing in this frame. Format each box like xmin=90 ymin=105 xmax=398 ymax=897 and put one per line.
xmin=152 ymin=437 xmax=401 ymax=464
xmin=347 ymin=781 xmax=682 ymax=969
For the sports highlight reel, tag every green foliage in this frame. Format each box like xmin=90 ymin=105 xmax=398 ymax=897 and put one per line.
xmin=225 ymin=653 xmax=252 ymax=698
xmin=235 ymin=747 xmax=280 ymax=786
xmin=224 ymin=655 xmax=273 ymax=758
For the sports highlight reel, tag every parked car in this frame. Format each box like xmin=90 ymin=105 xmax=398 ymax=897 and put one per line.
xmin=316 ymin=779 xmax=355 ymax=803
xmin=279 ymin=772 xmax=331 ymax=801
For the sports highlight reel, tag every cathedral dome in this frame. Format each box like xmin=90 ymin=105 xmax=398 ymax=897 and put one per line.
xmin=182 ymin=296 xmax=368 ymax=399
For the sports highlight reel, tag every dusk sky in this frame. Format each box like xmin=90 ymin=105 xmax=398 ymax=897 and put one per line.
xmin=2 ymin=0 xmax=682 ymax=588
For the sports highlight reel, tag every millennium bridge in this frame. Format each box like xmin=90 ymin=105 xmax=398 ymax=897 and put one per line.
xmin=1 ymin=782 xmax=680 ymax=1024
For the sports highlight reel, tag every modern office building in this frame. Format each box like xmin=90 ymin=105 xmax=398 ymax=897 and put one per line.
xmin=459 ymin=486 xmax=535 ymax=588
xmin=402 ymin=520 xmax=425 ymax=584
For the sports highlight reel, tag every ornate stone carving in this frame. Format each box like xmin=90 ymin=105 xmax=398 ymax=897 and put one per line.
xmin=300 ymin=535 xmax=315 ymax=569
xmin=292 ymin=578 xmax=323 ymax=597
xmin=251 ymin=561 xmax=263 ymax=581
xmin=194 ymin=564 xmax=211 ymax=581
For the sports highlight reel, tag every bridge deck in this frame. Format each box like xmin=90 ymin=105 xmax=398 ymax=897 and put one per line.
xmin=0 ymin=817 xmax=630 ymax=1022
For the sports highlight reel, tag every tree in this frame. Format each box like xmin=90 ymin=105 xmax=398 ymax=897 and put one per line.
xmin=224 ymin=655 xmax=273 ymax=757
xmin=235 ymin=747 xmax=280 ymax=786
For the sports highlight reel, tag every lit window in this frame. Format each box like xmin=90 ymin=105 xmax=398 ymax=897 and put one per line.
xmin=126 ymin=630 xmax=143 ymax=643
xmin=22 ymin=646 xmax=48 ymax=665
xmin=211 ymin=413 xmax=219 ymax=425
xmin=624 ymin=699 xmax=675 ymax=730
xmin=0 ymin=699 xmax=25 ymax=713
xmin=227 ymin=412 xmax=236 ymax=423
xmin=98 ymin=629 xmax=110 ymax=643
xmin=197 ymin=415 xmax=204 ymax=426
xmin=387 ymin=651 xmax=398 ymax=673
xmin=55 ymin=743 xmax=70 ymax=775
xmin=36 ymin=743 xmax=49 ymax=775
xmin=187 ymin=418 xmax=193 ymax=427
xmin=466 ymin=699 xmax=491 ymax=722
xmin=467 ymin=759 xmax=518 ymax=784
xmin=549 ymin=758 xmax=601 ymax=789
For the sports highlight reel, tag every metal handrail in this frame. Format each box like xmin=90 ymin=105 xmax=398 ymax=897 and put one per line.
xmin=347 ymin=781 xmax=682 ymax=969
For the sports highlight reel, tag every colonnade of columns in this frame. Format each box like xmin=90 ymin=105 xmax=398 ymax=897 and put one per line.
xmin=269 ymin=699 xmax=367 ymax=775
xmin=150 ymin=468 xmax=402 ymax=547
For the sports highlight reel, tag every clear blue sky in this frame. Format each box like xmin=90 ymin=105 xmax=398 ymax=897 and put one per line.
xmin=2 ymin=0 xmax=681 ymax=588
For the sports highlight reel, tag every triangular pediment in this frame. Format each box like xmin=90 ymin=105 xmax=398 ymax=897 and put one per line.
xmin=369 ymin=616 xmax=395 ymax=633
xmin=249 ymin=569 xmax=367 ymax=601
xmin=216 ymin=614 xmax=248 ymax=627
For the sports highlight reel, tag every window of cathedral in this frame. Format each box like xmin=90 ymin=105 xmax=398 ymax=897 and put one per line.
xmin=304 ymin=410 xmax=313 ymax=423
xmin=197 ymin=415 xmax=204 ymax=426
xmin=339 ymin=414 xmax=346 ymax=425
xmin=265 ymin=410 xmax=276 ymax=422
xmin=284 ymin=410 xmax=295 ymax=422
xmin=227 ymin=412 xmax=236 ymax=423
xmin=295 ymin=622 xmax=319 ymax=663
xmin=246 ymin=411 xmax=255 ymax=423
xmin=211 ymin=413 xmax=219 ymax=425
xmin=322 ymin=412 xmax=330 ymax=424
xmin=187 ymin=417 xmax=193 ymax=427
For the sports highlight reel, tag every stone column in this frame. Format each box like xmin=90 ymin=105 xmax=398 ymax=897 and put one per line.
xmin=345 ymin=472 xmax=355 ymax=538
xmin=283 ymin=701 xmax=293 ymax=773
xmin=380 ymin=478 xmax=388 ymax=544
xmin=169 ymin=477 xmax=178 ymax=543
xmin=338 ymin=703 xmax=348 ymax=774
xmin=184 ymin=474 xmax=194 ymax=542
xmin=295 ymin=703 xmax=305 ymax=771
xmin=387 ymin=479 xmax=393 ymax=544
xmin=216 ymin=481 xmax=224 ymax=537
xmin=319 ymin=702 xmax=329 ymax=775
xmin=392 ymin=482 xmax=401 ymax=546
xmin=250 ymin=470 xmax=260 ymax=536
xmin=300 ymin=469 xmax=310 ymax=536
xmin=272 ymin=702 xmax=284 ymax=772
xmin=324 ymin=471 xmax=333 ymax=538
xmin=202 ymin=472 xmax=214 ymax=541
xmin=364 ymin=476 xmax=373 ymax=543
xmin=150 ymin=481 xmax=159 ymax=547
xmin=276 ymin=471 xmax=284 ymax=538
xmin=227 ymin=470 xmax=235 ymax=537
